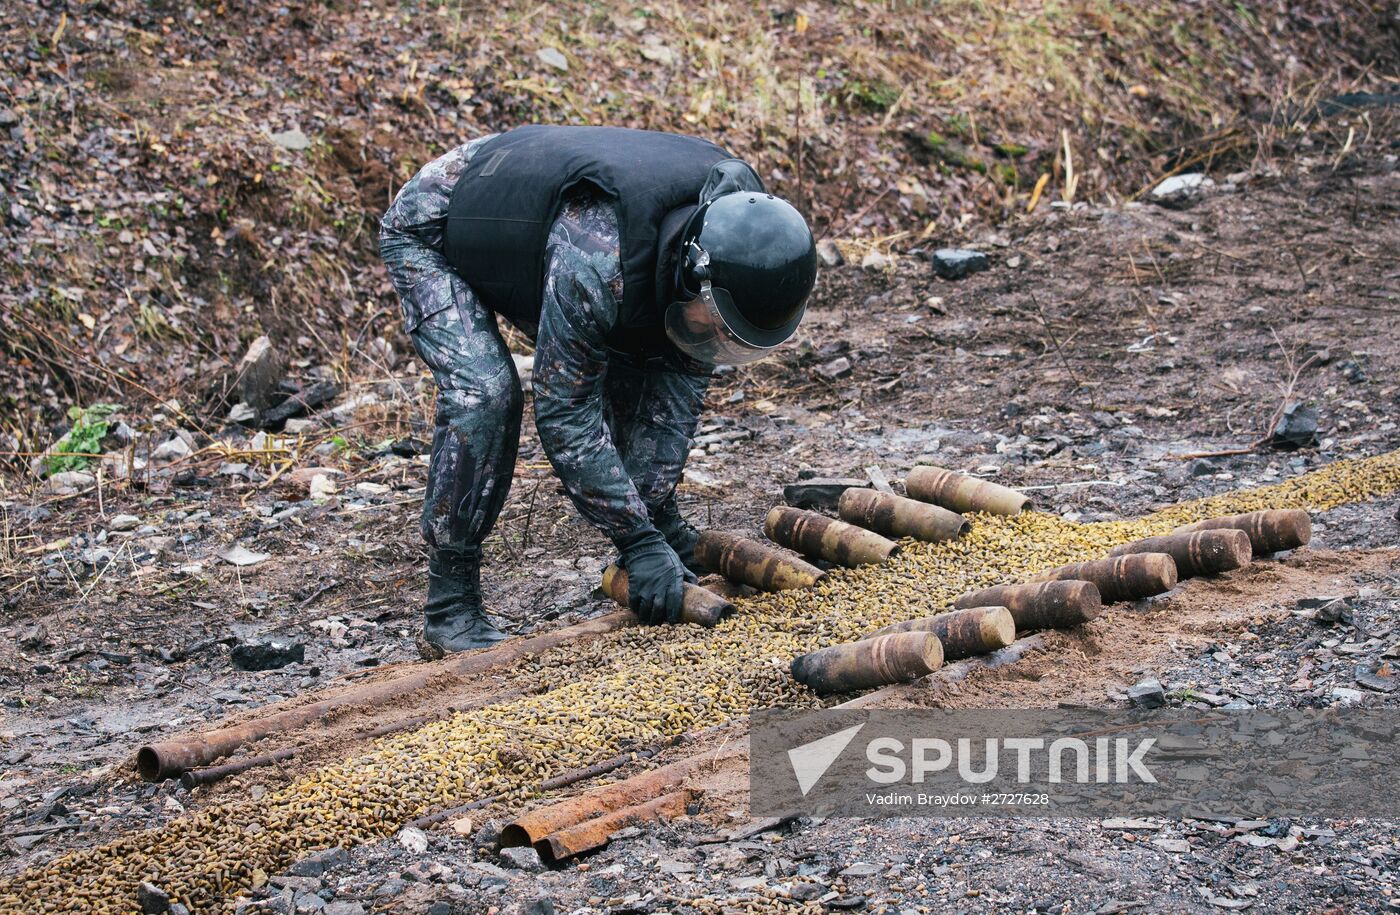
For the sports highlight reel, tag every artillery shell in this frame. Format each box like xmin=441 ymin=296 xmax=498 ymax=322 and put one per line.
xmin=764 ymin=507 xmax=901 ymax=567
xmin=953 ymin=580 xmax=1102 ymax=632
xmin=1028 ymin=553 xmax=1178 ymax=603
xmin=1108 ymin=529 xmax=1251 ymax=578
xmin=1172 ymin=509 xmax=1311 ymax=556
xmin=905 ymin=465 xmax=1030 ymax=515
xmin=837 ymin=488 xmax=970 ymax=543
xmin=791 ymin=631 xmax=945 ymax=694
xmin=867 ymin=606 xmax=1015 ymax=660
xmin=694 ymin=530 xmax=827 ymax=591
xmin=599 ymin=565 xmax=732 ymax=626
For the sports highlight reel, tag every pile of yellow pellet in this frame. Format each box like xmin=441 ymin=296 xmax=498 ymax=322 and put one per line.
xmin=4 ymin=450 xmax=1397 ymax=913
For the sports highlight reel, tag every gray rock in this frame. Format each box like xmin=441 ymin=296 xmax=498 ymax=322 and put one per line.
xmin=1270 ymin=402 xmax=1319 ymax=450
xmin=236 ymin=336 xmax=285 ymax=415
xmin=138 ymin=881 xmax=170 ymax=914
xmin=0 ymin=107 xmax=18 ymax=128
xmin=320 ymin=903 xmax=364 ymax=915
xmin=286 ymin=847 xmax=349 ymax=878
xmin=536 ymin=47 xmax=568 ymax=71
xmin=231 ymin=640 xmax=306 ymax=672
xmin=152 ymin=436 xmax=192 ymax=462
xmin=270 ymin=129 xmax=312 ymax=151
xmin=499 ymin=845 xmax=545 ymax=872
xmin=840 ymin=863 xmax=879 ymax=877
xmin=930 ymin=248 xmax=989 ymax=280
xmin=1150 ymin=173 xmax=1209 ymax=209
xmin=782 ymin=478 xmax=870 ymax=511
xmin=1127 ymin=677 xmax=1167 ymax=708
xmin=109 ymin=513 xmax=142 ymax=532
xmin=465 ymin=862 xmax=511 ymax=888
xmin=816 ymin=239 xmax=845 ymax=267
xmin=816 ymin=356 xmax=852 ymax=380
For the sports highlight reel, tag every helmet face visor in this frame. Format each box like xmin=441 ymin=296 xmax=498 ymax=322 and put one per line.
xmin=664 ymin=283 xmax=784 ymax=366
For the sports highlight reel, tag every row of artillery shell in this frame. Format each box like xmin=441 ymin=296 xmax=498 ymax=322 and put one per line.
xmin=866 ymin=605 xmax=1017 ymax=660
xmin=1173 ymin=509 xmax=1311 ymax=556
xmin=953 ymin=580 xmax=1103 ymax=632
xmin=791 ymin=630 xmax=945 ymax=694
xmin=599 ymin=565 xmax=732 ymax=626
xmin=694 ymin=530 xmax=827 ymax=591
xmin=764 ymin=506 xmax=901 ymax=566
xmin=836 ymin=487 xmax=970 ymax=543
xmin=1108 ymin=529 xmax=1252 ymax=578
xmin=905 ymin=464 xmax=1030 ymax=515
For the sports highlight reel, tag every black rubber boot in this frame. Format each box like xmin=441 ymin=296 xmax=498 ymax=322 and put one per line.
xmin=418 ymin=548 xmax=507 ymax=659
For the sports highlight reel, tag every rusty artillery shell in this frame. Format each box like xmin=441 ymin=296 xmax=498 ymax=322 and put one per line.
xmin=1028 ymin=553 xmax=1178 ymax=603
xmin=537 ymin=789 xmax=695 ymax=863
xmin=1173 ymin=509 xmax=1311 ymax=556
xmin=600 ymin=565 xmax=732 ymax=627
xmin=952 ymin=580 xmax=1102 ymax=632
xmin=694 ymin=530 xmax=827 ymax=591
xmin=837 ymin=488 xmax=970 ymax=543
xmin=763 ymin=506 xmax=901 ymax=567
xmin=904 ymin=465 xmax=1030 ymax=516
xmin=791 ymin=631 xmax=944 ymax=694
xmin=1108 ymin=529 xmax=1251 ymax=578
xmin=867 ymin=606 xmax=1015 ymax=660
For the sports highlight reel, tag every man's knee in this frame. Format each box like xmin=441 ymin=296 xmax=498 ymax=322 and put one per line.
xmin=439 ymin=365 xmax=523 ymax=428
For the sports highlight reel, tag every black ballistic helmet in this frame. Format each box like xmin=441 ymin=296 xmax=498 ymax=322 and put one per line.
xmin=664 ymin=192 xmax=817 ymax=365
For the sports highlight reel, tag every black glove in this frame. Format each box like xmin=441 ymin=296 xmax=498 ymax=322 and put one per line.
xmin=618 ymin=529 xmax=695 ymax=624
xmin=652 ymin=501 xmax=705 ymax=576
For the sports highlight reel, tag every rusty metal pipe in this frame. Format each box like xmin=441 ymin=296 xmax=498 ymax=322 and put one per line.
xmin=791 ymin=631 xmax=945 ymax=694
xmin=764 ymin=507 xmax=901 ymax=567
xmin=905 ymin=465 xmax=1030 ymax=515
xmin=866 ymin=606 xmax=1015 ymax=660
xmin=694 ymin=530 xmax=827 ymax=591
xmin=599 ymin=565 xmax=732 ymax=626
xmin=537 ymin=789 xmax=695 ymax=862
xmin=1173 ymin=509 xmax=1311 ymax=556
xmin=953 ymin=580 xmax=1102 ymax=632
xmin=1028 ymin=553 xmax=1178 ymax=603
xmin=1108 ymin=529 xmax=1251 ymax=578
xmin=135 ymin=610 xmax=638 ymax=782
xmin=178 ymin=748 xmax=296 ymax=790
xmin=837 ymin=488 xmax=970 ymax=543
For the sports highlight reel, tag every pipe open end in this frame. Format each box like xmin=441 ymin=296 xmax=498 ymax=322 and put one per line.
xmin=497 ymin=824 xmax=532 ymax=849
xmin=957 ymin=520 xmax=972 ymax=536
xmin=136 ymin=746 xmax=163 ymax=782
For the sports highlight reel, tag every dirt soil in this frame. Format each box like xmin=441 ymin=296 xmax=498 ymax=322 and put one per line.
xmin=3 ymin=152 xmax=1400 ymax=913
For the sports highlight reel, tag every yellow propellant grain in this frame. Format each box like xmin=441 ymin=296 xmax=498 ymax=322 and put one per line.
xmin=3 ymin=450 xmax=1397 ymax=913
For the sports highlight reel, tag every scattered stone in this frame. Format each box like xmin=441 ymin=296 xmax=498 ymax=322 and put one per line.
xmin=308 ymin=474 xmax=339 ymax=502
xmin=0 ymin=107 xmax=18 ymax=128
xmin=1330 ymin=686 xmax=1363 ymax=704
xmin=816 ymin=356 xmax=853 ymax=380
xmin=269 ymin=128 xmax=312 ymax=151
xmin=1269 ymin=402 xmax=1319 ymax=450
xmin=499 ymin=845 xmax=545 ymax=872
xmin=218 ymin=544 xmax=271 ymax=567
xmin=44 ymin=470 xmax=95 ymax=494
xmin=228 ymin=402 xmax=258 ymax=425
xmin=930 ymin=248 xmax=989 ymax=280
xmin=108 ymin=514 xmax=141 ymax=532
xmin=231 ymin=640 xmax=306 ymax=672
xmin=397 ymin=826 xmax=430 ymax=854
xmin=321 ymin=903 xmax=364 ymax=915
xmin=536 ymin=47 xmax=569 ymax=71
xmin=152 ymin=436 xmax=192 ymax=462
xmin=859 ymin=251 xmax=891 ymax=271
xmin=236 ymin=336 xmax=285 ymax=414
xmin=449 ymin=816 xmax=475 ymax=837
xmin=782 ymin=478 xmax=870 ymax=511
xmin=1355 ymin=662 xmax=1398 ymax=693
xmin=283 ymin=418 xmax=319 ymax=435
xmin=1150 ymin=173 xmax=1209 ymax=209
xmin=1298 ymin=596 xmax=1353 ymax=625
xmin=1127 ymin=678 xmax=1167 ymax=708
xmin=17 ymin=623 xmax=49 ymax=650
xmin=1189 ymin=458 xmax=1218 ymax=477
xmin=1152 ymin=838 xmax=1190 ymax=853
xmin=816 ymin=239 xmax=845 ymax=267
xmin=138 ymin=882 xmax=171 ymax=913
xmin=840 ymin=863 xmax=879 ymax=877
xmin=286 ymin=847 xmax=349 ymax=878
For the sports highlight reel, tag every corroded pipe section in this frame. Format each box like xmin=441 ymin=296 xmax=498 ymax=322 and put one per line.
xmin=179 ymin=748 xmax=296 ymax=790
xmin=1028 ymin=553 xmax=1178 ymax=603
xmin=600 ymin=565 xmax=732 ymax=627
xmin=866 ymin=606 xmax=1015 ymax=660
xmin=952 ymin=580 xmax=1102 ymax=632
xmin=904 ymin=465 xmax=1030 ymax=515
xmin=837 ymin=488 xmax=970 ymax=543
xmin=136 ymin=610 xmax=638 ymax=782
xmin=1108 ymin=529 xmax=1251 ymax=578
xmin=764 ymin=507 xmax=901 ymax=567
xmin=694 ymin=530 xmax=827 ymax=591
xmin=1173 ymin=509 xmax=1311 ymax=556
xmin=791 ymin=631 xmax=945 ymax=694
xmin=538 ymin=789 xmax=695 ymax=862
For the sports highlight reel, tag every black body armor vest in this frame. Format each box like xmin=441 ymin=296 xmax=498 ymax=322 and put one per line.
xmin=442 ymin=125 xmax=735 ymax=339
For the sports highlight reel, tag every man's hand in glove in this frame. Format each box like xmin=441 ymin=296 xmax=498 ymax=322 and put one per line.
xmin=652 ymin=503 xmax=705 ymax=576
xmin=618 ymin=530 xmax=696 ymax=624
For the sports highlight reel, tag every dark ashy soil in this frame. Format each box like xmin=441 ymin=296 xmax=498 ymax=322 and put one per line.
xmin=3 ymin=152 xmax=1400 ymax=912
